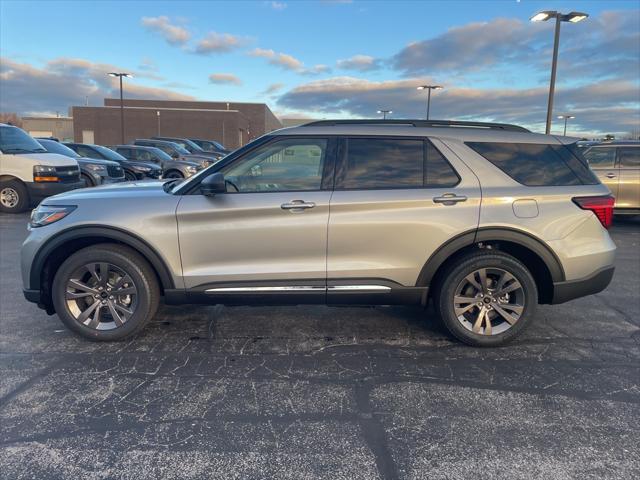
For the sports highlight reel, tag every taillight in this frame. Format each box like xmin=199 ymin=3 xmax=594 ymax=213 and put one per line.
xmin=572 ymin=195 xmax=614 ymax=229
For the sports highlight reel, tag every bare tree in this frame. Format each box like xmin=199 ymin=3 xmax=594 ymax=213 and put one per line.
xmin=0 ymin=112 xmax=23 ymax=128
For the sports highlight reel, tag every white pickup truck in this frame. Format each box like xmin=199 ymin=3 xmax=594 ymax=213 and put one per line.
xmin=0 ymin=124 xmax=83 ymax=213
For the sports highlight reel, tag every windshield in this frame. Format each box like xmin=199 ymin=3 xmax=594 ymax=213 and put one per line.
xmin=161 ymin=137 xmax=203 ymax=153
xmin=93 ymin=145 xmax=127 ymax=161
xmin=147 ymin=147 xmax=173 ymax=161
xmin=167 ymin=142 xmax=191 ymax=155
xmin=0 ymin=125 xmax=46 ymax=154
xmin=37 ymin=139 xmax=80 ymax=158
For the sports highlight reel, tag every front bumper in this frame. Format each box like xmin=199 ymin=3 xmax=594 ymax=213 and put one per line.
xmin=551 ymin=266 xmax=615 ymax=304
xmin=25 ymin=180 xmax=85 ymax=205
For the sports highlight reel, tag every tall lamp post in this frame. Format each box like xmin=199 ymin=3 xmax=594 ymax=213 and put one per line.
xmin=416 ymin=85 xmax=443 ymax=120
xmin=531 ymin=11 xmax=588 ymax=134
xmin=377 ymin=109 xmax=392 ymax=119
xmin=557 ymin=115 xmax=575 ymax=136
xmin=108 ymin=72 xmax=132 ymax=143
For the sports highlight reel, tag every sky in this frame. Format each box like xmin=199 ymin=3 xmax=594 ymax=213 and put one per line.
xmin=1 ymin=0 xmax=639 ymax=137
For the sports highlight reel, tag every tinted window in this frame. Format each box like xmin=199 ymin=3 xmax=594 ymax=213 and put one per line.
xmin=583 ymin=147 xmax=616 ymax=169
xmin=38 ymin=139 xmax=80 ymax=158
xmin=618 ymin=147 xmax=640 ymax=168
xmin=74 ymin=145 xmax=101 ymax=159
xmin=147 ymin=147 xmax=173 ymax=162
xmin=223 ymin=138 xmax=327 ymax=192
xmin=137 ymin=150 xmax=153 ymax=162
xmin=0 ymin=126 xmax=46 ymax=154
xmin=466 ymin=141 xmax=597 ymax=186
xmin=116 ymin=147 xmax=132 ymax=158
xmin=338 ymin=138 xmax=423 ymax=189
xmin=425 ymin=141 xmax=459 ymax=187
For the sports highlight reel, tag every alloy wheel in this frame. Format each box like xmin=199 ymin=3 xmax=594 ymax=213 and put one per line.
xmin=65 ymin=262 xmax=138 ymax=330
xmin=453 ymin=267 xmax=525 ymax=335
xmin=0 ymin=187 xmax=19 ymax=208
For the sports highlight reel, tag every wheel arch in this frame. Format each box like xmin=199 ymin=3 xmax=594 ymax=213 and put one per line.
xmin=31 ymin=226 xmax=176 ymax=312
xmin=417 ymin=227 xmax=564 ymax=304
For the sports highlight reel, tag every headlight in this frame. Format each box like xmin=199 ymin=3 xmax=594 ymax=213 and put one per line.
xmin=185 ymin=165 xmax=197 ymax=173
xmin=132 ymin=166 xmax=152 ymax=173
xmin=30 ymin=205 xmax=76 ymax=228
xmin=33 ymin=165 xmax=59 ymax=182
xmin=85 ymin=163 xmax=107 ymax=173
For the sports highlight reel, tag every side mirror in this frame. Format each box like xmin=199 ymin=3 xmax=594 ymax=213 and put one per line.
xmin=200 ymin=172 xmax=226 ymax=196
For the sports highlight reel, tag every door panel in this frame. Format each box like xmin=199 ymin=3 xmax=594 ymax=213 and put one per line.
xmin=583 ymin=147 xmax=619 ymax=200
xmin=176 ymin=191 xmax=331 ymax=289
xmin=616 ymin=147 xmax=640 ymax=209
xmin=327 ymin=137 xmax=481 ymax=292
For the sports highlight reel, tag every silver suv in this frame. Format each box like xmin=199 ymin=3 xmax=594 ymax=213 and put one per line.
xmin=21 ymin=120 xmax=616 ymax=346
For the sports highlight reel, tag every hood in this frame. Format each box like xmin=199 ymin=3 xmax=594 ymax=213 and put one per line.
xmin=45 ymin=178 xmax=168 ymax=203
xmin=3 ymin=152 xmax=79 ymax=167
xmin=126 ymin=160 xmax=162 ymax=171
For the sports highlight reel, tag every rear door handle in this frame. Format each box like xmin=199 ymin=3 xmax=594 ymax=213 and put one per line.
xmin=433 ymin=193 xmax=467 ymax=205
xmin=605 ymin=173 xmax=616 ymax=179
xmin=281 ymin=200 xmax=316 ymax=211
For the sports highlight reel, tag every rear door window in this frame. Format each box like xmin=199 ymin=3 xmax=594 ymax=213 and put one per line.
xmin=465 ymin=141 xmax=598 ymax=186
xmin=618 ymin=147 xmax=640 ymax=168
xmin=583 ymin=147 xmax=616 ymax=169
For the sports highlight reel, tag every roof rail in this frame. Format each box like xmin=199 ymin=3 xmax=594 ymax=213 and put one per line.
xmin=301 ymin=119 xmax=530 ymax=132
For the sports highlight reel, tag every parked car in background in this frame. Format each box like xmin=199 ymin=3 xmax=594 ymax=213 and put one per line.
xmin=133 ymin=139 xmax=214 ymax=169
xmin=22 ymin=119 xmax=616 ymax=347
xmin=37 ymin=139 xmax=126 ymax=188
xmin=151 ymin=136 xmax=225 ymax=161
xmin=582 ymin=141 xmax=640 ymax=215
xmin=63 ymin=143 xmax=161 ymax=182
xmin=189 ymin=138 xmax=230 ymax=155
xmin=0 ymin=124 xmax=82 ymax=213
xmin=112 ymin=145 xmax=203 ymax=179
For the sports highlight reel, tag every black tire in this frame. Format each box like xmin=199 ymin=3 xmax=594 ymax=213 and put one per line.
xmin=0 ymin=179 xmax=30 ymax=213
xmin=124 ymin=171 xmax=137 ymax=181
xmin=434 ymin=251 xmax=538 ymax=347
xmin=52 ymin=244 xmax=160 ymax=341
xmin=164 ymin=170 xmax=184 ymax=179
xmin=80 ymin=173 xmax=94 ymax=188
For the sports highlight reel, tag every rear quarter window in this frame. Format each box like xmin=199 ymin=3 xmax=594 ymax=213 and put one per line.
xmin=465 ymin=141 xmax=598 ymax=186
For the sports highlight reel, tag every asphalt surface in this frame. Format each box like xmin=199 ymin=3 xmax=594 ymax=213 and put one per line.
xmin=1 ymin=212 xmax=639 ymax=480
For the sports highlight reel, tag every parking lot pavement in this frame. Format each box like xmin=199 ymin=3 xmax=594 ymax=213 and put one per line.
xmin=0 ymin=213 xmax=639 ymax=480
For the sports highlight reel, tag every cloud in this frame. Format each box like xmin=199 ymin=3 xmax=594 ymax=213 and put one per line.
xmin=195 ymin=32 xmax=247 ymax=54
xmin=141 ymin=16 xmax=191 ymax=46
xmin=337 ymin=54 xmax=381 ymax=71
xmin=266 ymin=1 xmax=287 ymax=10
xmin=277 ymin=76 xmax=640 ymax=136
xmin=391 ymin=10 xmax=640 ymax=83
xmin=208 ymin=73 xmax=242 ymax=86
xmin=262 ymin=82 xmax=285 ymax=95
xmin=249 ymin=48 xmax=330 ymax=75
xmin=0 ymin=57 xmax=195 ymax=116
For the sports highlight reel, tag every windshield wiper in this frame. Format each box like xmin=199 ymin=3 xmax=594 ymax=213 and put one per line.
xmin=3 ymin=148 xmax=47 ymax=154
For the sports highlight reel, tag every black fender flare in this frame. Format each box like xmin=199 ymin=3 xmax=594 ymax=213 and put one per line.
xmin=415 ymin=227 xmax=565 ymax=287
xmin=29 ymin=225 xmax=176 ymax=291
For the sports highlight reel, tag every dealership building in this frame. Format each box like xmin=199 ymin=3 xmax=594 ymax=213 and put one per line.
xmin=71 ymin=99 xmax=282 ymax=149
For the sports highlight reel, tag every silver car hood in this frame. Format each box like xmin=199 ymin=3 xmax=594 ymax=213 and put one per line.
xmin=44 ymin=179 xmax=168 ymax=204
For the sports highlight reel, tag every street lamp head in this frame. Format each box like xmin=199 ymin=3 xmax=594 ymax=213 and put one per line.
xmin=417 ymin=85 xmax=443 ymax=91
xmin=566 ymin=12 xmax=588 ymax=23
xmin=108 ymin=72 xmax=132 ymax=78
xmin=377 ymin=110 xmax=392 ymax=114
xmin=557 ymin=115 xmax=575 ymax=119
xmin=531 ymin=11 xmax=555 ymax=22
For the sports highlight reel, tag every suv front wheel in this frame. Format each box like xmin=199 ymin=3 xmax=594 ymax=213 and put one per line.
xmin=435 ymin=251 xmax=538 ymax=347
xmin=52 ymin=244 xmax=160 ymax=341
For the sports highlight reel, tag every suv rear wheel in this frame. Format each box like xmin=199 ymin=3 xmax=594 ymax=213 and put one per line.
xmin=52 ymin=244 xmax=160 ymax=341
xmin=435 ymin=251 xmax=537 ymax=347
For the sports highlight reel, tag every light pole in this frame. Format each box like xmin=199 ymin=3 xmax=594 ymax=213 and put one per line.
xmin=157 ymin=110 xmax=161 ymax=135
xmin=377 ymin=109 xmax=392 ymax=119
xmin=108 ymin=72 xmax=132 ymax=143
xmin=531 ymin=11 xmax=588 ymax=134
xmin=417 ymin=85 xmax=443 ymax=120
xmin=557 ymin=114 xmax=575 ymax=136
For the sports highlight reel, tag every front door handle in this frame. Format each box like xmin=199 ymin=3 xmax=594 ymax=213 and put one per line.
xmin=605 ymin=173 xmax=616 ymax=179
xmin=281 ymin=200 xmax=316 ymax=211
xmin=433 ymin=193 xmax=468 ymax=205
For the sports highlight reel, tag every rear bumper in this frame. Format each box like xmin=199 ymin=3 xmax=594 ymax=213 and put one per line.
xmin=25 ymin=180 xmax=84 ymax=205
xmin=551 ymin=266 xmax=615 ymax=304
